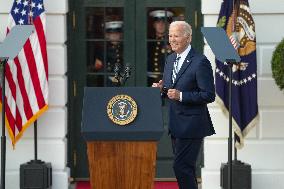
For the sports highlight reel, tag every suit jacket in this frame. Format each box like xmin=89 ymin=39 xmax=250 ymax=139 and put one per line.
xmin=162 ymin=48 xmax=216 ymax=138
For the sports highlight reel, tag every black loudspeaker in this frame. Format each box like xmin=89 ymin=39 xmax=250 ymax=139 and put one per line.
xmin=20 ymin=160 xmax=52 ymax=189
xmin=220 ymin=160 xmax=251 ymax=189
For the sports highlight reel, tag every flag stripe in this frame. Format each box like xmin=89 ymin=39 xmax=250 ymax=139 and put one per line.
xmin=5 ymin=101 xmax=16 ymax=137
xmin=23 ymin=40 xmax=46 ymax=109
xmin=17 ymin=49 xmax=39 ymax=114
xmin=5 ymin=65 xmax=23 ymax=130
xmin=29 ymin=26 xmax=48 ymax=102
xmin=15 ymin=105 xmax=23 ymax=131
xmin=4 ymin=56 xmax=29 ymax=127
xmin=4 ymin=77 xmax=24 ymax=132
xmin=0 ymin=88 xmax=16 ymax=136
xmin=14 ymin=58 xmax=34 ymax=119
xmin=34 ymin=16 xmax=48 ymax=79
xmin=5 ymin=65 xmax=17 ymax=102
xmin=5 ymin=79 xmax=16 ymax=121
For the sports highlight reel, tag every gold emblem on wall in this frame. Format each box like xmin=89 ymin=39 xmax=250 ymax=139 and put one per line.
xmin=107 ymin=95 xmax=138 ymax=126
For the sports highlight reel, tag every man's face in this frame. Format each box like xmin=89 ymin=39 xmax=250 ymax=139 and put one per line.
xmin=153 ymin=20 xmax=166 ymax=35
xmin=106 ymin=32 xmax=122 ymax=44
xmin=169 ymin=25 xmax=191 ymax=54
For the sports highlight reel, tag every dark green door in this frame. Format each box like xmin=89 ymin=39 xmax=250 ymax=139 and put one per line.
xmin=68 ymin=0 xmax=203 ymax=180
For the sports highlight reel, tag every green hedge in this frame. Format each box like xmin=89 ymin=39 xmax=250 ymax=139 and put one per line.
xmin=271 ymin=38 xmax=284 ymax=91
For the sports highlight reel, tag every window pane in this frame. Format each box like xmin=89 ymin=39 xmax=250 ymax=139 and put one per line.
xmin=87 ymin=41 xmax=104 ymax=73
xmin=85 ymin=7 xmax=124 ymax=87
xmin=147 ymin=41 xmax=171 ymax=85
xmin=87 ymin=75 xmax=104 ymax=87
xmin=146 ymin=7 xmax=185 ymax=86
xmin=86 ymin=7 xmax=104 ymax=39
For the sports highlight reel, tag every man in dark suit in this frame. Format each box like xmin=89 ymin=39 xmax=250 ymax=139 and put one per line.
xmin=152 ymin=21 xmax=215 ymax=189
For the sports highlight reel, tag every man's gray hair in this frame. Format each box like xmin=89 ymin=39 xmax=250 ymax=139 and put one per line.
xmin=169 ymin=21 xmax=192 ymax=37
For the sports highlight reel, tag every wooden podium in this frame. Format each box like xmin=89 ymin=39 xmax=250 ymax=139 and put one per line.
xmin=81 ymin=87 xmax=164 ymax=189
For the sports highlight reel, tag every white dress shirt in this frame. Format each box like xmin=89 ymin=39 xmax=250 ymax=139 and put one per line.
xmin=175 ymin=44 xmax=191 ymax=102
xmin=176 ymin=44 xmax=191 ymax=72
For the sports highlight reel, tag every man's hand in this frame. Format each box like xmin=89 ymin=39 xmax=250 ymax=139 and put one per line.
xmin=167 ymin=89 xmax=180 ymax=101
xmin=94 ymin=58 xmax=103 ymax=70
xmin=152 ymin=80 xmax=163 ymax=89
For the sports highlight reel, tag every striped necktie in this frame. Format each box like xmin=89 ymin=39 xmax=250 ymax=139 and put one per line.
xmin=172 ymin=56 xmax=181 ymax=83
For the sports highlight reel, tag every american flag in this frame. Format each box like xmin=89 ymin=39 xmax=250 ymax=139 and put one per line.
xmin=0 ymin=0 xmax=48 ymax=146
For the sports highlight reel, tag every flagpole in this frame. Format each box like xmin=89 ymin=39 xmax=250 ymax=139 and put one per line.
xmin=27 ymin=0 xmax=38 ymax=164
xmin=34 ymin=120 xmax=38 ymax=161
xmin=1 ymin=58 xmax=8 ymax=189
xmin=230 ymin=1 xmax=237 ymax=188
xmin=228 ymin=62 xmax=233 ymax=189
xmin=234 ymin=134 xmax=237 ymax=160
xmin=232 ymin=0 xmax=239 ymax=162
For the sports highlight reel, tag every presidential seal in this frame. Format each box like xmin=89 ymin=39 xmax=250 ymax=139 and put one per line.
xmin=107 ymin=95 xmax=138 ymax=126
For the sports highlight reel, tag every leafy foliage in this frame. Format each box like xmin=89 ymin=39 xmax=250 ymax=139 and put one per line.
xmin=271 ymin=38 xmax=284 ymax=91
xmin=217 ymin=16 xmax=226 ymax=28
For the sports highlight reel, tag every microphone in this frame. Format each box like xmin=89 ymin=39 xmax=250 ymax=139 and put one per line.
xmin=120 ymin=64 xmax=131 ymax=86
xmin=114 ymin=63 xmax=121 ymax=82
xmin=124 ymin=64 xmax=131 ymax=79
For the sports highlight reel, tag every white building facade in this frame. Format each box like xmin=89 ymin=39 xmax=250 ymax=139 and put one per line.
xmin=0 ymin=0 xmax=283 ymax=188
xmin=202 ymin=0 xmax=284 ymax=189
